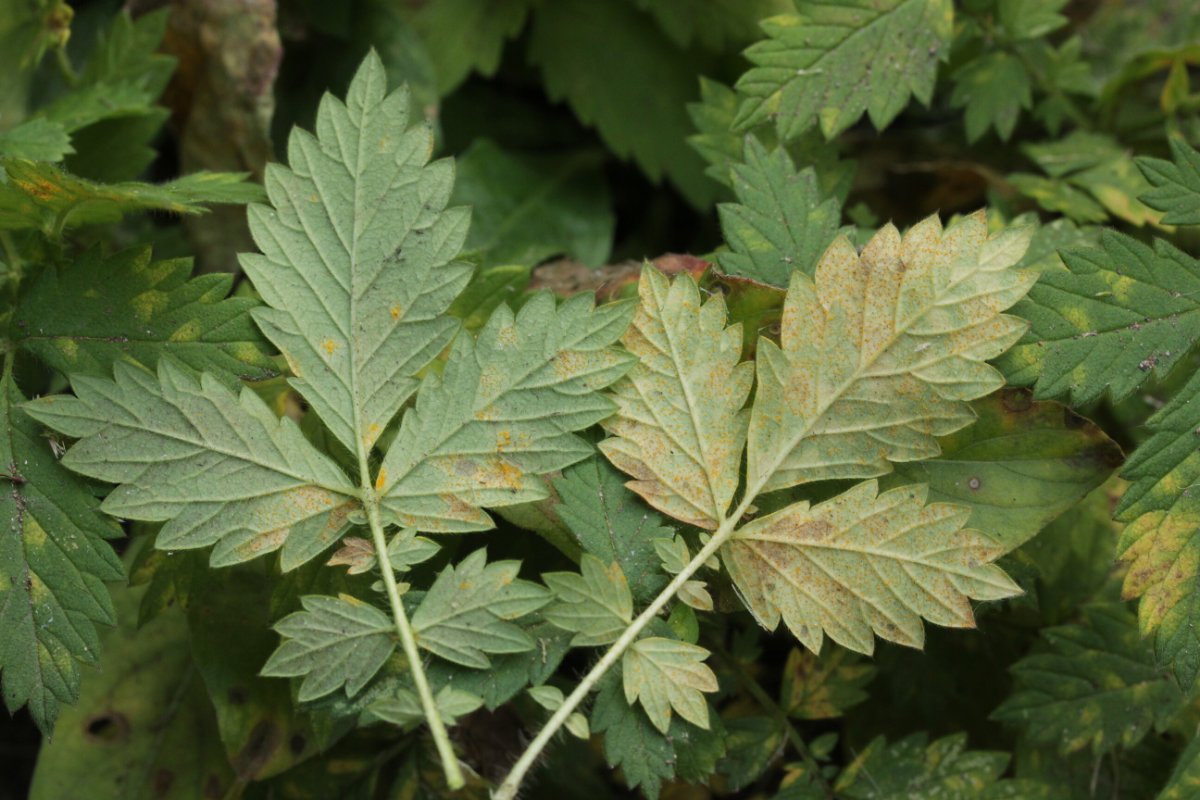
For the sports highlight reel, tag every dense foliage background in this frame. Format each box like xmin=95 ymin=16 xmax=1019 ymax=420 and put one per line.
xmin=3 ymin=0 xmax=1200 ymax=798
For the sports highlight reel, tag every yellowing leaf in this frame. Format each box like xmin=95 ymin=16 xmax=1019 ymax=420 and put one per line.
xmin=748 ymin=212 xmax=1036 ymax=494
xmin=622 ymin=637 xmax=718 ymax=733
xmin=724 ymin=480 xmax=1020 ymax=655
xmin=600 ymin=268 xmax=753 ymax=529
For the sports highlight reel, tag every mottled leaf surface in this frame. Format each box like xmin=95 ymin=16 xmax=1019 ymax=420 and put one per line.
xmin=749 ymin=213 xmax=1035 ymax=494
xmin=24 ymin=360 xmax=357 ymax=569
xmin=992 ymin=604 xmax=1181 ymax=756
xmin=380 ymin=293 xmax=633 ymax=531
xmin=0 ymin=371 xmax=123 ymax=733
xmin=735 ymin=0 xmax=954 ymax=140
xmin=724 ymin=480 xmax=1020 ymax=655
xmin=601 ymin=269 xmax=752 ymax=529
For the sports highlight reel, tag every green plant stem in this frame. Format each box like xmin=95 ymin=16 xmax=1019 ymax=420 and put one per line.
xmin=0 ymin=231 xmax=22 ymax=285
xmin=493 ymin=493 xmax=753 ymax=800
xmin=54 ymin=45 xmax=78 ymax=87
xmin=361 ymin=481 xmax=463 ymax=789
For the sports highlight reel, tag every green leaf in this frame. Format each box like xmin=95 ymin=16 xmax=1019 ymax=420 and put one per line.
xmin=15 ymin=246 xmax=275 ymax=382
xmin=734 ymin=0 xmax=954 ymax=140
xmin=0 ymin=368 xmax=123 ymax=733
xmin=451 ymin=139 xmax=614 ymax=268
xmin=599 ymin=268 xmax=753 ymax=529
xmin=366 ymin=685 xmax=484 ymax=727
xmin=0 ymin=158 xmax=263 ymax=232
xmin=543 ymin=554 xmax=633 ymax=647
xmin=447 ymin=263 xmax=531 ymax=332
xmin=240 ymin=51 xmax=472 ymax=456
xmin=1137 ymin=136 xmax=1200 ymax=226
xmin=1014 ymin=133 xmax=1162 ymax=227
xmin=724 ymin=480 xmax=1021 ymax=655
xmin=997 ymin=0 xmax=1069 ymax=40
xmin=881 ymin=390 xmax=1123 ymax=553
xmin=716 ymin=137 xmax=842 ymax=286
xmin=1023 ymin=231 xmax=1200 ymax=405
xmin=748 ymin=213 xmax=1035 ymax=494
xmin=552 ymin=455 xmax=672 ymax=605
xmin=991 ymin=604 xmax=1182 ymax=756
xmin=28 ymin=582 xmax=235 ymax=800
xmin=187 ymin=569 xmax=319 ymax=779
xmin=410 ymin=548 xmax=551 ymax=668
xmin=591 ymin=673 xmax=724 ymax=800
xmin=1159 ymin=734 xmax=1200 ymax=800
xmin=950 ymin=51 xmax=1032 ymax=142
xmin=378 ymin=292 xmax=634 ymax=532
xmin=0 ymin=118 xmax=72 ymax=161
xmin=622 ymin=637 xmax=717 ymax=734
xmin=408 ymin=0 xmax=532 ymax=94
xmin=24 ymin=359 xmax=358 ymax=569
xmin=717 ymin=715 xmax=784 ymax=790
xmin=528 ymin=0 xmax=715 ymax=204
xmin=834 ymin=732 xmax=1026 ymax=799
xmin=261 ymin=594 xmax=395 ymax=702
xmin=635 ymin=0 xmax=791 ymax=51
xmin=1119 ymin=497 xmax=1200 ymax=688
xmin=780 ymin=645 xmax=875 ymax=719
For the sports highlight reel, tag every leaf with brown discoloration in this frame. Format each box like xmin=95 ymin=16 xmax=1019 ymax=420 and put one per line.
xmin=724 ymin=480 xmax=1020 ymax=655
xmin=749 ymin=212 xmax=1036 ymax=494
xmin=600 ymin=267 xmax=753 ymax=529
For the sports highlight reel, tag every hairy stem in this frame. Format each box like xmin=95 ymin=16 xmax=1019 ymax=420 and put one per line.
xmin=360 ymin=478 xmax=463 ymax=789
xmin=494 ymin=495 xmax=753 ymax=800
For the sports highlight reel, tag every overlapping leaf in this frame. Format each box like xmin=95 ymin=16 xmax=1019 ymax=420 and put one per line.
xmin=1116 ymin=369 xmax=1200 ymax=522
xmin=0 ymin=370 xmax=123 ymax=733
xmin=734 ymin=0 xmax=954 ymax=141
xmin=543 ymin=554 xmax=633 ymax=647
xmin=24 ymin=360 xmax=358 ymax=570
xmin=260 ymin=595 xmax=395 ymax=702
xmin=15 ymin=247 xmax=274 ymax=382
xmin=716 ymin=137 xmax=842 ymax=286
xmin=991 ymin=604 xmax=1181 ymax=756
xmin=780 ymin=646 xmax=875 ymax=719
xmin=379 ymin=292 xmax=633 ymax=531
xmin=408 ymin=0 xmax=533 ymax=95
xmin=240 ymin=52 xmax=473 ymax=455
xmin=724 ymin=480 xmax=1020 ymax=654
xmin=600 ymin=268 xmax=752 ymax=529
xmin=1137 ymin=136 xmax=1200 ymax=226
xmin=622 ymin=637 xmax=717 ymax=733
xmin=748 ymin=213 xmax=1036 ymax=494
xmin=1022 ymin=231 xmax=1200 ymax=406
xmin=950 ymin=51 xmax=1032 ymax=143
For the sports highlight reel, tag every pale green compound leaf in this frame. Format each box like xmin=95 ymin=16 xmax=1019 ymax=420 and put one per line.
xmin=734 ymin=0 xmax=954 ymax=141
xmin=367 ymin=685 xmax=485 ymax=727
xmin=24 ymin=360 xmax=358 ymax=570
xmin=622 ymin=637 xmax=718 ymax=734
xmin=880 ymin=390 xmax=1123 ymax=554
xmin=599 ymin=268 xmax=753 ymax=530
xmin=748 ymin=213 xmax=1036 ymax=494
xmin=950 ymin=51 xmax=1032 ymax=143
xmin=410 ymin=548 xmax=552 ymax=668
xmin=725 ymin=480 xmax=1020 ymax=655
xmin=528 ymin=684 xmax=565 ymax=711
xmin=240 ymin=52 xmax=472 ymax=455
xmin=716 ymin=137 xmax=842 ymax=286
xmin=1024 ymin=231 xmax=1200 ymax=406
xmin=260 ymin=594 xmax=395 ymax=702
xmin=384 ymin=528 xmax=440 ymax=571
xmin=654 ymin=536 xmax=690 ymax=575
xmin=991 ymin=604 xmax=1182 ymax=756
xmin=0 ymin=369 xmax=123 ymax=734
xmin=1137 ymin=136 xmax=1200 ymax=226
xmin=1119 ymin=500 xmax=1200 ymax=690
xmin=379 ymin=292 xmax=634 ymax=532
xmin=543 ymin=554 xmax=633 ymax=647
xmin=0 ymin=158 xmax=263 ymax=232
xmin=15 ymin=246 xmax=275 ymax=382
xmin=552 ymin=455 xmax=672 ymax=605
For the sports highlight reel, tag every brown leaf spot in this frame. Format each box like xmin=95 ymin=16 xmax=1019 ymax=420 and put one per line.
xmin=84 ymin=712 xmax=130 ymax=742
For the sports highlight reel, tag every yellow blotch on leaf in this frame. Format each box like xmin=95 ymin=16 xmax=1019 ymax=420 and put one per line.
xmin=375 ymin=468 xmax=388 ymax=491
xmin=321 ymin=338 xmax=339 ymax=357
